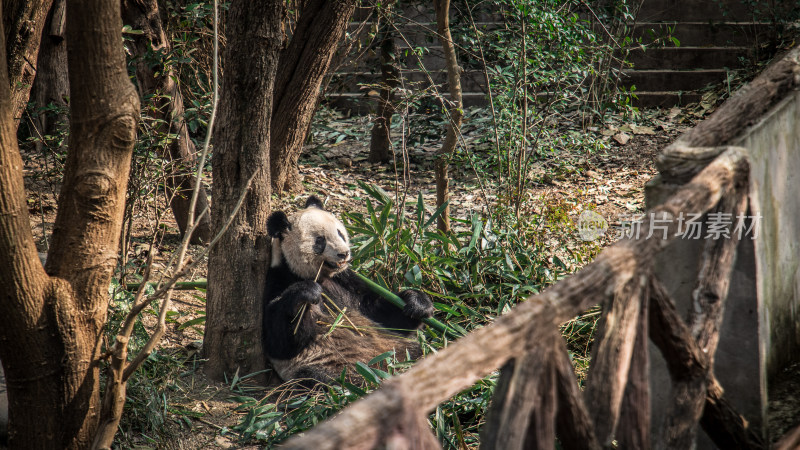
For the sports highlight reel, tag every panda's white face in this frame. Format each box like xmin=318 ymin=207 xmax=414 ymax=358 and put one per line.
xmin=279 ymin=207 xmax=351 ymax=280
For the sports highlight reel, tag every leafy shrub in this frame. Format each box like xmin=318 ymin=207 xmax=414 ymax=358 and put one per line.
xmin=346 ymin=182 xmax=564 ymax=333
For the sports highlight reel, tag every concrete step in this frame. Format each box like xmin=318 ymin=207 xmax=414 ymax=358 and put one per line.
xmin=329 ymin=70 xmax=487 ymax=93
xmin=634 ymin=22 xmax=772 ymax=47
xmin=638 ymin=0 xmax=759 ymax=22
xmin=629 ymin=46 xmax=752 ymax=70
xmin=633 ymin=91 xmax=703 ymax=107
xmin=351 ymin=5 xmax=502 ymax=22
xmin=351 ymin=20 xmax=771 ymax=49
xmin=343 ymin=49 xmax=449 ymax=73
xmin=327 ymin=89 xmax=704 ymax=112
xmin=347 ymin=22 xmax=502 ymax=45
xmin=622 ymin=69 xmax=730 ymax=92
xmin=325 ymin=92 xmax=488 ymax=114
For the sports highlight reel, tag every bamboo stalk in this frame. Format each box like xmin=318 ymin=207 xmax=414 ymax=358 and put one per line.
xmin=123 ymin=274 xmax=462 ymax=339
xmin=353 ymin=273 xmax=462 ymax=339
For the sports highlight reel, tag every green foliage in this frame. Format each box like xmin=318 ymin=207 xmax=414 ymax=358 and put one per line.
xmin=162 ymin=0 xmax=222 ymax=135
xmin=346 ymin=182 xmax=563 ymax=330
xmin=448 ymin=0 xmax=642 ymax=215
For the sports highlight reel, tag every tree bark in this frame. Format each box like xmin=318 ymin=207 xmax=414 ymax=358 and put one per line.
xmin=121 ymin=0 xmax=212 ymax=244
xmin=368 ymin=16 xmax=398 ymax=164
xmin=269 ymin=0 xmax=357 ymax=194
xmin=30 ymin=0 xmax=68 ymax=155
xmin=204 ymin=0 xmax=285 ymax=381
xmin=616 ymin=283 xmax=651 ymax=449
xmin=480 ymin=334 xmax=560 ymax=450
xmin=0 ymin=0 xmax=139 ymax=448
xmin=4 ymin=0 xmax=54 ymax=121
xmin=583 ymin=272 xmax=645 ymax=446
xmin=433 ymin=0 xmax=463 ymax=233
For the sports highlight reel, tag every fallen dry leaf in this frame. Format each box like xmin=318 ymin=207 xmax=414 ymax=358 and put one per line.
xmin=613 ymin=132 xmax=631 ymax=145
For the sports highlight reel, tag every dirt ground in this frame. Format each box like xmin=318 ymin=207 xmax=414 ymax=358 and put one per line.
xmin=17 ymin=103 xmax=800 ymax=447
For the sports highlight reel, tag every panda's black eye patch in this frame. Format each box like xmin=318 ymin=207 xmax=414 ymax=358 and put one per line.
xmin=313 ymin=236 xmax=326 ymax=254
xmin=337 ymin=230 xmax=346 ymax=242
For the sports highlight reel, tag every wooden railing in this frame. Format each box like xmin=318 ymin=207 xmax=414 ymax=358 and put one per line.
xmin=280 ymin=45 xmax=800 ymax=449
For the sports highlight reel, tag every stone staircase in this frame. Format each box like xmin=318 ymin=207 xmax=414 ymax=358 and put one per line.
xmin=328 ymin=2 xmax=775 ymax=112
xmin=626 ymin=0 xmax=773 ymax=107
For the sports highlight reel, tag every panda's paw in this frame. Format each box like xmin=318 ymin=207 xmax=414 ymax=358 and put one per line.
xmin=284 ymin=280 xmax=323 ymax=307
xmin=399 ymin=290 xmax=434 ymax=320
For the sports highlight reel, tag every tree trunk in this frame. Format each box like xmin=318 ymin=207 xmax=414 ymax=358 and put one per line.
xmin=0 ymin=0 xmax=139 ymax=448
xmin=368 ymin=16 xmax=398 ymax=164
xmin=121 ymin=0 xmax=212 ymax=244
xmin=433 ymin=0 xmax=462 ymax=233
xmin=204 ymin=0 xmax=285 ymax=381
xmin=269 ymin=0 xmax=358 ymax=194
xmin=3 ymin=0 xmax=54 ymax=121
xmin=31 ymin=0 xmax=68 ymax=155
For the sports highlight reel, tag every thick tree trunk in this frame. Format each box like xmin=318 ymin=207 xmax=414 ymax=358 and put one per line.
xmin=3 ymin=0 xmax=54 ymax=121
xmin=121 ymin=0 xmax=212 ymax=244
xmin=433 ymin=0 xmax=462 ymax=233
xmin=0 ymin=0 xmax=139 ymax=448
xmin=31 ymin=0 xmax=68 ymax=155
xmin=269 ymin=0 xmax=357 ymax=194
xmin=204 ymin=0 xmax=285 ymax=381
xmin=368 ymin=18 xmax=398 ymax=164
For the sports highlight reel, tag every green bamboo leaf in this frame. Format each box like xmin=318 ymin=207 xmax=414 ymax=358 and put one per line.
xmin=354 ymin=362 xmax=380 ymax=384
xmin=468 ymin=216 xmax=483 ymax=252
xmin=368 ymin=350 xmax=395 ymax=366
xmin=423 ymin=200 xmax=450 ymax=229
xmin=177 ymin=316 xmax=206 ymax=330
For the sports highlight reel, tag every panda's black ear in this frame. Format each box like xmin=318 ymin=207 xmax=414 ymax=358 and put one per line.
xmin=267 ymin=211 xmax=291 ymax=238
xmin=305 ymin=195 xmax=324 ymax=210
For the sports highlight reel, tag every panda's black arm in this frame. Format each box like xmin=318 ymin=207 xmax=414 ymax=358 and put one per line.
xmin=263 ymin=281 xmax=323 ymax=360
xmin=333 ymin=270 xmax=434 ymax=334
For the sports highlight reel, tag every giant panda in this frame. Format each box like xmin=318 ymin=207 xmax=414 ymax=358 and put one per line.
xmin=264 ymin=196 xmax=434 ymax=385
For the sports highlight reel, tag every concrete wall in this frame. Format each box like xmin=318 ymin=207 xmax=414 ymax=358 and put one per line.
xmin=646 ymin=180 xmax=764 ymax=447
xmin=733 ymin=92 xmax=800 ymax=379
xmin=645 ymin=89 xmax=800 ymax=447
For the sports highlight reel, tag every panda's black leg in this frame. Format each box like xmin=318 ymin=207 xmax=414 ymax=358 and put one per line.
xmin=264 ymin=281 xmax=323 ymax=359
